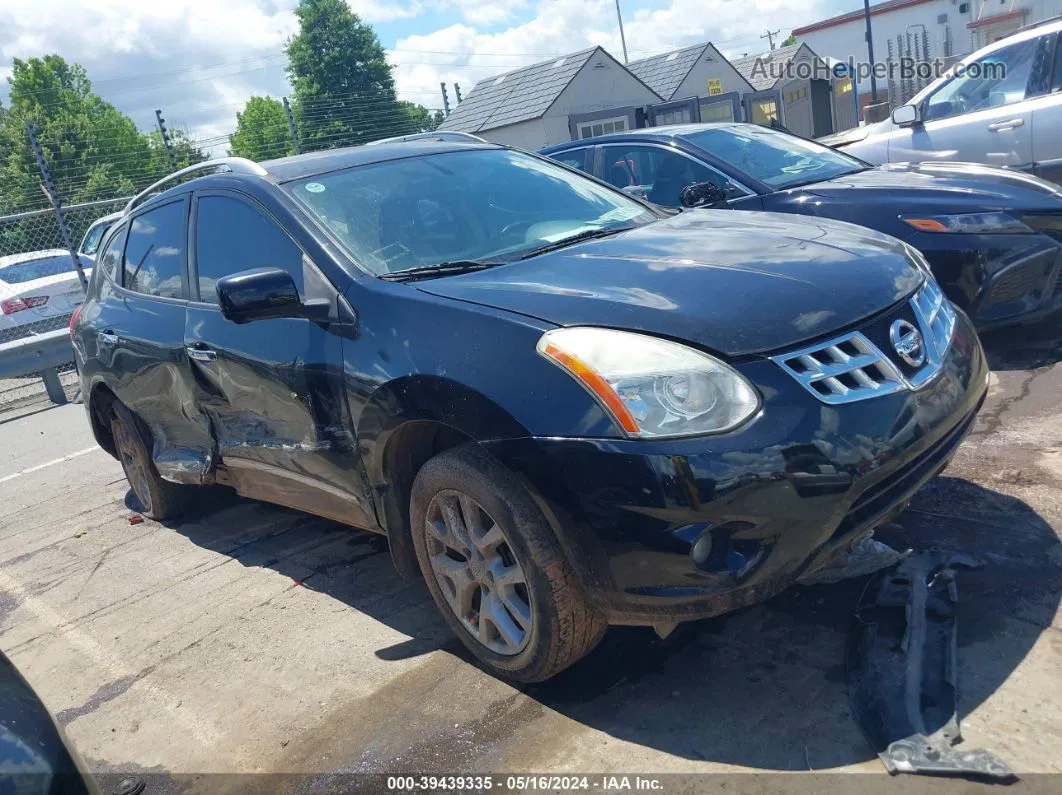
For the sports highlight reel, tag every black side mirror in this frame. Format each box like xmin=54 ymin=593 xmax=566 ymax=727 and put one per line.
xmin=679 ymin=181 xmax=731 ymax=209
xmin=216 ymin=267 xmax=302 ymax=324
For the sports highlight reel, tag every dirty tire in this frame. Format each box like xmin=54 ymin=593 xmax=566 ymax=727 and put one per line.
xmin=111 ymin=401 xmax=185 ymax=521
xmin=411 ymin=443 xmax=607 ymax=682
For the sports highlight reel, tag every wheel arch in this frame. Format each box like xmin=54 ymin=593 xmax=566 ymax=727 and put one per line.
xmin=87 ymin=380 xmax=120 ymax=459
xmin=358 ymin=375 xmax=532 ymax=578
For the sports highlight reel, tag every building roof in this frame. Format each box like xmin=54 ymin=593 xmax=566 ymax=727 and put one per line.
xmin=438 ymin=48 xmax=601 ymax=133
xmin=731 ymin=43 xmax=806 ymax=91
xmin=627 ymin=43 xmax=710 ymax=100
xmin=792 ymin=0 xmax=935 ymax=36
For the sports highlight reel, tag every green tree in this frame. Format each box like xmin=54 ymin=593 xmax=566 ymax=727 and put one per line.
xmin=781 ymin=34 xmax=797 ymax=47
xmin=286 ymin=0 xmax=405 ymax=148
xmin=229 ymin=96 xmax=295 ymax=160
xmin=147 ymin=128 xmax=206 ymax=173
xmin=0 ymin=55 xmax=155 ymax=209
xmin=397 ymin=101 xmax=444 ymax=134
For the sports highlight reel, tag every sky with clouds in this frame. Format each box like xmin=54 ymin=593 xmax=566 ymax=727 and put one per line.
xmin=0 ymin=0 xmax=859 ymax=148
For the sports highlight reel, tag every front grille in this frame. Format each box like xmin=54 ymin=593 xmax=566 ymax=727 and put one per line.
xmin=981 ymin=257 xmax=1055 ymax=309
xmin=772 ymin=279 xmax=957 ymax=404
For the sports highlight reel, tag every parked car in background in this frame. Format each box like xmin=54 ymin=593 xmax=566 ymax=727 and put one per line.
xmin=0 ymin=650 xmax=101 ymax=794
xmin=74 ymin=144 xmax=986 ymax=682
xmin=77 ymin=211 xmax=122 ymax=265
xmin=543 ymin=123 xmax=1062 ymax=329
xmin=821 ymin=18 xmax=1062 ymax=185
xmin=0 ymin=250 xmax=90 ymax=340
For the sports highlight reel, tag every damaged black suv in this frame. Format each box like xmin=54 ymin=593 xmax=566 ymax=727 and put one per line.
xmin=72 ymin=139 xmax=988 ymax=682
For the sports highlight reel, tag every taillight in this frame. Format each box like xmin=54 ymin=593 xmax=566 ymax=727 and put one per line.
xmin=69 ymin=305 xmax=83 ymax=340
xmin=1 ymin=296 xmax=48 ymax=315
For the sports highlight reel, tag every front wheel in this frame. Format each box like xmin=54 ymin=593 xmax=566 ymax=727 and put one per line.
xmin=410 ymin=444 xmax=606 ymax=682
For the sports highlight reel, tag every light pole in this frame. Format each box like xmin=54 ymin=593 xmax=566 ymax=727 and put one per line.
xmin=863 ymin=0 xmax=878 ymax=103
xmin=615 ymin=0 xmax=629 ymax=63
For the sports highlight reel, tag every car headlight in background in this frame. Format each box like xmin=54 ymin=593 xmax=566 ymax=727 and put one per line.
xmin=537 ymin=327 xmax=760 ymax=438
xmin=901 ymin=212 xmax=1033 ymax=235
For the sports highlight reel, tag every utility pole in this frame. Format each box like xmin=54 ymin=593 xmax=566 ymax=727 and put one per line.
xmin=761 ymin=29 xmax=781 ymax=50
xmin=154 ymin=109 xmax=177 ymax=172
xmin=614 ymin=0 xmax=629 ymax=64
xmin=440 ymin=82 xmax=451 ymax=116
xmin=863 ymin=0 xmax=879 ymax=104
xmin=454 ymin=83 xmax=463 ymax=104
xmin=25 ymin=120 xmax=88 ymax=292
xmin=282 ymin=97 xmax=301 ymax=155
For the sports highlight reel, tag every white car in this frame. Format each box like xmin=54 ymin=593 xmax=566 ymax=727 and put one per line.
xmin=824 ymin=17 xmax=1062 ymax=185
xmin=77 ymin=211 xmax=122 ymax=265
xmin=0 ymin=249 xmax=91 ymax=340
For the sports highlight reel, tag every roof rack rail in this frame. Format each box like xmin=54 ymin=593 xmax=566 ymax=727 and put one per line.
xmin=1014 ymin=14 xmax=1062 ymax=35
xmin=364 ymin=130 xmax=486 ymax=146
xmin=123 ymin=158 xmax=269 ymax=214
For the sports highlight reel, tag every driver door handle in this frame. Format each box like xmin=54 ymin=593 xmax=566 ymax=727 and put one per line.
xmin=987 ymin=118 xmax=1024 ymax=132
xmin=186 ymin=344 xmax=217 ymax=362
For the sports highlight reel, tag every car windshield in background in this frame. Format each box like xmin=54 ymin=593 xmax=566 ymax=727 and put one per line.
xmin=683 ymin=126 xmax=867 ymax=189
xmin=0 ymin=255 xmax=77 ymax=284
xmin=80 ymin=222 xmax=109 ymax=256
xmin=286 ymin=148 xmax=657 ymax=276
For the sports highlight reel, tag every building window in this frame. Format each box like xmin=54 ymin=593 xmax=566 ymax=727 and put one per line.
xmin=837 ymin=79 xmax=853 ymax=95
xmin=750 ymin=99 xmax=779 ymax=124
xmin=653 ymin=106 xmax=695 ymax=126
xmin=578 ymin=116 xmax=628 ymax=139
xmin=698 ymin=99 xmax=735 ymax=123
xmin=785 ymin=86 xmax=808 ymax=103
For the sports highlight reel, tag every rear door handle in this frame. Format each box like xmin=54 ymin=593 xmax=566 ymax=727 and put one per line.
xmin=987 ymin=118 xmax=1024 ymax=131
xmin=186 ymin=345 xmax=217 ymax=362
xmin=97 ymin=330 xmax=118 ymax=346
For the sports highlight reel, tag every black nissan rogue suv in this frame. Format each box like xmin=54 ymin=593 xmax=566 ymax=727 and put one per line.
xmin=72 ymin=139 xmax=988 ymax=682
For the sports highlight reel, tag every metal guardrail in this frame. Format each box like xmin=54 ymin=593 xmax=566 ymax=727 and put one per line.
xmin=0 ymin=329 xmax=76 ymax=405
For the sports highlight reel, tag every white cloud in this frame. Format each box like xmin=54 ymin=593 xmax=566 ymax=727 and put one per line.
xmin=0 ymin=0 xmax=854 ymax=148
xmin=389 ymin=0 xmax=849 ymax=112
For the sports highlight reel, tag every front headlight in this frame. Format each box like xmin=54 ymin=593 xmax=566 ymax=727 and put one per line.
xmin=902 ymin=212 xmax=1033 ymax=234
xmin=537 ymin=327 xmax=760 ymax=438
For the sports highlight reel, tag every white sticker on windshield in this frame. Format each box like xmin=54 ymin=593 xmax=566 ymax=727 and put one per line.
xmin=305 ymin=182 xmax=326 ymax=193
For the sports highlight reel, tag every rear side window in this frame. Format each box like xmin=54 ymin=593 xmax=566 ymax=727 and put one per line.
xmin=552 ymin=149 xmax=592 ymax=173
xmin=123 ymin=201 xmax=187 ymax=299
xmin=1053 ymin=37 xmax=1062 ymax=92
xmin=96 ymin=226 xmax=126 ymax=281
xmin=195 ymin=195 xmax=304 ymax=303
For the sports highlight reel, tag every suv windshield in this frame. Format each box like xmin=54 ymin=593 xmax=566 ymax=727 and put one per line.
xmin=683 ymin=126 xmax=867 ymax=189
xmin=286 ymin=148 xmax=658 ymax=276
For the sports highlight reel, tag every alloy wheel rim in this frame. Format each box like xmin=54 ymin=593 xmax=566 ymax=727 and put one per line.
xmin=423 ymin=491 xmax=533 ymax=656
xmin=114 ymin=419 xmax=152 ymax=514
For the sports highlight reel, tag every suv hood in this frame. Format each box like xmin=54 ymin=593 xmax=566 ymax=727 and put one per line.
xmin=415 ymin=211 xmax=924 ymax=357
xmin=803 ymin=162 xmax=1062 ymax=210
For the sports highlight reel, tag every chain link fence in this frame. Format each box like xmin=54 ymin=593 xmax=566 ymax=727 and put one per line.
xmin=0 ymin=197 xmax=127 ymax=411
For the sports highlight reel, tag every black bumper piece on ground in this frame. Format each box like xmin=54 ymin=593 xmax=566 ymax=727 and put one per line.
xmin=848 ymin=550 xmax=1015 ymax=780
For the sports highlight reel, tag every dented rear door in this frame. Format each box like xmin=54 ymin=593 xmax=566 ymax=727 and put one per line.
xmin=184 ymin=191 xmax=373 ymax=529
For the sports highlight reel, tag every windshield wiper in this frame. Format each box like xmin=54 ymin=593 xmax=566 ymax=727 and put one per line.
xmin=379 ymin=260 xmax=506 ymax=282
xmin=518 ymin=226 xmax=632 ymax=260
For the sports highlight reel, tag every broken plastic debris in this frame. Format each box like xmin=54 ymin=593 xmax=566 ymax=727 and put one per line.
xmin=797 ymin=534 xmax=903 ymax=586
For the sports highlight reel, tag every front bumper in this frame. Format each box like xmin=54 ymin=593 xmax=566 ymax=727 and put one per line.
xmin=920 ymin=223 xmax=1062 ymax=328
xmin=484 ymin=310 xmax=988 ymax=625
